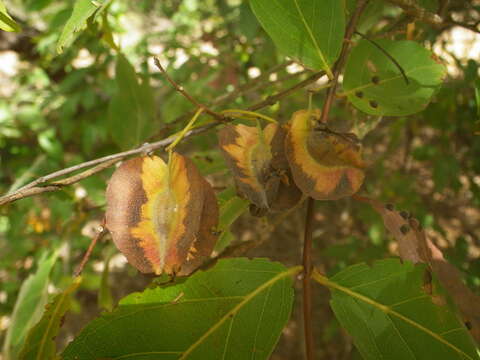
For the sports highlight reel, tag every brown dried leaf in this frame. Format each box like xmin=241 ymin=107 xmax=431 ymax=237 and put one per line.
xmin=360 ymin=196 xmax=480 ymax=343
xmin=178 ymin=177 xmax=219 ymax=275
xmin=285 ymin=109 xmax=366 ymax=200
xmin=267 ymin=123 xmax=303 ymax=211
xmin=105 ymin=154 xmax=209 ymax=275
xmin=218 ymin=124 xmax=279 ymax=210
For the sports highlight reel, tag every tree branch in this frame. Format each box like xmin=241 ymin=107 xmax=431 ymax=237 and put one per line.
xmin=303 ymin=2 xmax=369 ymax=359
xmin=0 ymin=70 xmax=324 ymax=207
xmin=74 ymin=219 xmax=107 ymax=277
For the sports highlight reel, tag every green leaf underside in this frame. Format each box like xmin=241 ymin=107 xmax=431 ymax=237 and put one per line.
xmin=108 ymin=54 xmax=157 ymax=149
xmin=250 ymin=0 xmax=344 ymax=74
xmin=19 ymin=278 xmax=81 ymax=360
xmin=57 ymin=0 xmax=102 ymax=53
xmin=62 ymin=258 xmax=300 ymax=360
xmin=215 ymin=193 xmax=249 ymax=252
xmin=343 ymin=39 xmax=445 ymax=116
xmin=3 ymin=252 xmax=58 ymax=359
xmin=315 ymin=259 xmax=478 ymax=360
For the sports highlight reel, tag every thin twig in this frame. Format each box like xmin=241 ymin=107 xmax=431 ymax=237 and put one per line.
xmin=153 ymin=57 xmax=227 ymax=122
xmin=74 ymin=219 xmax=107 ymax=277
xmin=302 ymin=197 xmax=316 ymax=360
xmin=0 ymin=71 xmax=324 ymax=206
xmin=248 ymin=70 xmax=325 ymax=111
xmin=149 ymin=61 xmax=298 ymax=139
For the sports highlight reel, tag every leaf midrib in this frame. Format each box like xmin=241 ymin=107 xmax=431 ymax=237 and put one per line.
xmin=292 ymin=0 xmax=331 ymax=76
xmin=179 ymin=265 xmax=302 ymax=359
xmin=313 ymin=269 xmax=475 ymax=360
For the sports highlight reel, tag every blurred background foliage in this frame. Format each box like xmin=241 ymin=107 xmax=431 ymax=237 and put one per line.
xmin=1 ymin=0 xmax=480 ymax=358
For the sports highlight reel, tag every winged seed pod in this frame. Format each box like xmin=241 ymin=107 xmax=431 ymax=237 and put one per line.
xmin=105 ymin=154 xmax=218 ymax=275
xmin=219 ymin=123 xmax=302 ymax=214
xmin=285 ymin=109 xmax=366 ymax=200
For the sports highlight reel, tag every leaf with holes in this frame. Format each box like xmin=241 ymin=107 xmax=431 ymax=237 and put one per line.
xmin=359 ymin=197 xmax=480 ymax=343
xmin=343 ymin=39 xmax=446 ymax=116
xmin=313 ymin=259 xmax=479 ymax=360
xmin=250 ymin=0 xmax=344 ymax=76
xmin=62 ymin=258 xmax=300 ymax=360
xmin=285 ymin=109 xmax=366 ymax=200
xmin=18 ymin=278 xmax=81 ymax=360
xmin=105 ymin=154 xmax=218 ymax=275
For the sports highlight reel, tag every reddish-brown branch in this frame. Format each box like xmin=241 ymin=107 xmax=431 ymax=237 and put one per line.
xmin=74 ymin=219 xmax=108 ymax=277
xmin=302 ymin=2 xmax=370 ymax=359
xmin=302 ymin=197 xmax=316 ymax=360
xmin=320 ymin=0 xmax=370 ymax=124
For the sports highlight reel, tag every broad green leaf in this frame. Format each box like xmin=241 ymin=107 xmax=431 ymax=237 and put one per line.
xmin=0 ymin=0 xmax=21 ymax=32
xmin=250 ymin=0 xmax=345 ymax=76
xmin=2 ymin=252 xmax=58 ymax=360
xmin=214 ymin=188 xmax=249 ymax=252
xmin=62 ymin=258 xmax=300 ymax=360
xmin=19 ymin=278 xmax=82 ymax=360
xmin=313 ymin=259 xmax=478 ymax=360
xmin=56 ymin=0 xmax=108 ymax=53
xmin=108 ymin=54 xmax=157 ymax=149
xmin=343 ymin=39 xmax=446 ymax=116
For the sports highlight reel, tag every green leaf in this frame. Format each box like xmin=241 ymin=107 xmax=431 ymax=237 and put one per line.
xmin=62 ymin=258 xmax=300 ymax=360
xmin=0 ymin=0 xmax=21 ymax=32
xmin=250 ymin=0 xmax=345 ymax=76
xmin=108 ymin=54 xmax=157 ymax=149
xmin=343 ymin=39 xmax=446 ymax=116
xmin=19 ymin=278 xmax=82 ymax=360
xmin=56 ymin=0 xmax=108 ymax=53
xmin=214 ymin=188 xmax=249 ymax=252
xmin=313 ymin=259 xmax=478 ymax=360
xmin=2 ymin=252 xmax=58 ymax=360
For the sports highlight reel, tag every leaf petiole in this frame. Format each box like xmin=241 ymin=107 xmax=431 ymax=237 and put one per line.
xmin=166 ymin=107 xmax=205 ymax=153
xmin=221 ymin=109 xmax=277 ymax=124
